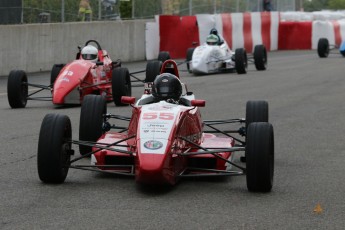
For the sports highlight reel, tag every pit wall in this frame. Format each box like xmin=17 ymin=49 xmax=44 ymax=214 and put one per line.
xmin=1 ymin=12 xmax=345 ymax=76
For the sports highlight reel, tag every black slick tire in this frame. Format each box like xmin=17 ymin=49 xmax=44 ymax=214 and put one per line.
xmin=145 ymin=60 xmax=162 ymax=83
xmin=246 ymin=122 xmax=274 ymax=192
xmin=246 ymin=100 xmax=268 ymax=130
xmin=50 ymin=64 xmax=65 ymax=85
xmin=7 ymin=70 xmax=28 ymax=108
xmin=235 ymin=48 xmax=247 ymax=74
xmin=253 ymin=45 xmax=267 ymax=70
xmin=111 ymin=67 xmax=132 ymax=106
xmin=317 ymin=38 xmax=329 ymax=58
xmin=79 ymin=95 xmax=106 ymax=155
xmin=37 ymin=113 xmax=72 ymax=183
xmin=186 ymin=48 xmax=195 ymax=73
xmin=157 ymin=51 xmax=170 ymax=62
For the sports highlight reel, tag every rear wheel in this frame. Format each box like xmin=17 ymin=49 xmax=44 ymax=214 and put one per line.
xmin=186 ymin=48 xmax=195 ymax=73
xmin=246 ymin=100 xmax=268 ymax=130
xmin=253 ymin=45 xmax=267 ymax=70
xmin=317 ymin=38 xmax=329 ymax=58
xmin=246 ymin=122 xmax=274 ymax=192
xmin=37 ymin=114 xmax=72 ymax=183
xmin=235 ymin=48 xmax=247 ymax=74
xmin=145 ymin=60 xmax=162 ymax=83
xmin=50 ymin=64 xmax=65 ymax=85
xmin=79 ymin=95 xmax=106 ymax=155
xmin=157 ymin=51 xmax=170 ymax=62
xmin=7 ymin=70 xmax=28 ymax=108
xmin=112 ymin=67 xmax=132 ymax=106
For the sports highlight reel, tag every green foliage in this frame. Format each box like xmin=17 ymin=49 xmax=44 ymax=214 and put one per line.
xmin=304 ymin=0 xmax=329 ymax=12
xmin=24 ymin=0 xmax=333 ymax=23
xmin=328 ymin=0 xmax=345 ymax=9
xmin=23 ymin=0 xmax=80 ymax=23
xmin=132 ymin=0 xmax=161 ymax=18
xmin=120 ymin=1 xmax=132 ymax=19
xmin=168 ymin=0 xmax=246 ymax=15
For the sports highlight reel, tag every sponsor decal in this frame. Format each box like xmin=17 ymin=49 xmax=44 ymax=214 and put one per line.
xmin=144 ymin=140 xmax=163 ymax=150
xmin=151 ymin=130 xmax=167 ymax=133
xmin=147 ymin=105 xmax=173 ymax=111
xmin=62 ymin=70 xmax=74 ymax=76
xmin=60 ymin=77 xmax=70 ymax=82
xmin=144 ymin=82 xmax=153 ymax=94
xmin=147 ymin=123 xmax=165 ymax=127
xmin=59 ymin=70 xmax=74 ymax=82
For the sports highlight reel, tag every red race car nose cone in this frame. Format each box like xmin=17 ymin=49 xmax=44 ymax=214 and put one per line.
xmin=136 ymin=153 xmax=173 ymax=184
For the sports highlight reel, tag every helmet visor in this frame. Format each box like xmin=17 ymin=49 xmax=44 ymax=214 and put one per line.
xmin=82 ymin=54 xmax=98 ymax=60
xmin=207 ymin=41 xmax=217 ymax=45
xmin=157 ymin=86 xmax=171 ymax=97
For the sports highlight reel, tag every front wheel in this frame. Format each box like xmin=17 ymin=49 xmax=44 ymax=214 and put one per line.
xmin=186 ymin=48 xmax=195 ymax=73
xmin=7 ymin=70 xmax=28 ymax=108
xmin=235 ymin=48 xmax=247 ymax=74
xmin=246 ymin=100 xmax=268 ymax=131
xmin=253 ymin=45 xmax=267 ymax=70
xmin=50 ymin=64 xmax=65 ymax=85
xmin=145 ymin=60 xmax=162 ymax=83
xmin=37 ymin=114 xmax=72 ymax=183
xmin=317 ymin=38 xmax=329 ymax=58
xmin=246 ymin=122 xmax=274 ymax=192
xmin=112 ymin=67 xmax=132 ymax=106
xmin=79 ymin=95 xmax=106 ymax=155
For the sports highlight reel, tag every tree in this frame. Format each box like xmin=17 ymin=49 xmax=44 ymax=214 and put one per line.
xmin=303 ymin=0 xmax=329 ymax=12
xmin=328 ymin=0 xmax=345 ymax=9
xmin=23 ymin=0 xmax=80 ymax=23
xmin=120 ymin=1 xmax=132 ymax=19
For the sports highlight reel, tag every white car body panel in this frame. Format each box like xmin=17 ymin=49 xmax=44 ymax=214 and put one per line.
xmin=190 ymin=42 xmax=235 ymax=74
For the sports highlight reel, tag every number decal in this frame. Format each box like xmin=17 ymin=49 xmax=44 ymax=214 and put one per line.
xmin=142 ymin=112 xmax=174 ymax=120
xmin=142 ymin=112 xmax=157 ymax=120
xmin=159 ymin=113 xmax=174 ymax=120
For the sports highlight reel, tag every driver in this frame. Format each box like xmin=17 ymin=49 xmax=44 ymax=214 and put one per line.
xmin=209 ymin=28 xmax=224 ymax=45
xmin=152 ymin=73 xmax=182 ymax=104
xmin=81 ymin=45 xmax=98 ymax=63
xmin=206 ymin=34 xmax=220 ymax=46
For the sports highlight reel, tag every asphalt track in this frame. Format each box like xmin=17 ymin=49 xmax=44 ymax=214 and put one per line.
xmin=0 ymin=50 xmax=344 ymax=229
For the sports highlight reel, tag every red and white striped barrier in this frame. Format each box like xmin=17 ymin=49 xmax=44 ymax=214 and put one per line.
xmin=145 ymin=12 xmax=345 ymax=60
xmin=146 ymin=12 xmax=279 ymax=59
xmin=197 ymin=12 xmax=279 ymax=52
xmin=279 ymin=20 xmax=345 ymax=50
xmin=312 ymin=20 xmax=345 ymax=49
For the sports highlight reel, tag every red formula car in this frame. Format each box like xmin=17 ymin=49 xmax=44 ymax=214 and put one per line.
xmin=37 ymin=60 xmax=274 ymax=192
xmin=7 ymin=40 xmax=131 ymax=108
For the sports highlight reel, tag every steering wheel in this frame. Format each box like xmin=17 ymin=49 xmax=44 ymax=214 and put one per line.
xmin=84 ymin=40 xmax=102 ymax=50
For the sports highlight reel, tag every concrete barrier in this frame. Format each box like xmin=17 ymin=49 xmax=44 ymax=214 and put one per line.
xmin=0 ymin=20 xmax=151 ymax=76
xmin=3 ymin=12 xmax=345 ymax=76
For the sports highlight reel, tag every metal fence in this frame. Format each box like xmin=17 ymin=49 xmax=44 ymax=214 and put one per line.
xmin=0 ymin=0 xmax=297 ymax=25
